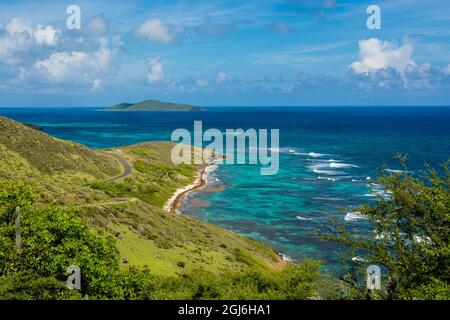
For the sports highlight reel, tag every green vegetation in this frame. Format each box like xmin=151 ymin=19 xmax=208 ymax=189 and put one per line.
xmin=150 ymin=260 xmax=322 ymax=300
xmin=0 ymin=182 xmax=322 ymax=299
xmin=1 ymin=117 xmax=448 ymax=300
xmin=107 ymin=100 xmax=203 ymax=112
xmin=0 ymin=117 xmax=119 ymax=176
xmin=328 ymin=157 xmax=450 ymax=300
xmin=1 ymin=117 xmax=316 ymax=299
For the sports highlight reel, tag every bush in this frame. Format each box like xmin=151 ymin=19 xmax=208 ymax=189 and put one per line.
xmin=151 ymin=260 xmax=322 ymax=300
xmin=0 ymin=181 xmax=151 ymax=299
xmin=329 ymin=158 xmax=450 ymax=300
xmin=0 ymin=181 xmax=324 ymax=300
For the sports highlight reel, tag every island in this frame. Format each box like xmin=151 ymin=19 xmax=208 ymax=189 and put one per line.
xmin=106 ymin=99 xmax=203 ymax=112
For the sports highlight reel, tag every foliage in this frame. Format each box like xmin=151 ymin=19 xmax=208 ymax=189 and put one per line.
xmin=0 ymin=117 xmax=119 ymax=177
xmin=151 ymin=260 xmax=321 ymax=300
xmin=107 ymin=99 xmax=202 ymax=112
xmin=0 ymin=181 xmax=322 ymax=300
xmin=329 ymin=158 xmax=450 ymax=300
xmin=0 ymin=118 xmax=323 ymax=300
xmin=0 ymin=182 xmax=154 ymax=299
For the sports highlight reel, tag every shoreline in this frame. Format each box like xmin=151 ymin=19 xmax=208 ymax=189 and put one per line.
xmin=163 ymin=162 xmax=291 ymax=266
xmin=163 ymin=163 xmax=215 ymax=214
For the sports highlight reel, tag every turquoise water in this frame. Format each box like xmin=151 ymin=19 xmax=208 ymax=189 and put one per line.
xmin=1 ymin=106 xmax=449 ymax=268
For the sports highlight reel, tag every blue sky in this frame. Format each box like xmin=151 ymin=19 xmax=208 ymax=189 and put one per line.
xmin=0 ymin=0 xmax=450 ymax=106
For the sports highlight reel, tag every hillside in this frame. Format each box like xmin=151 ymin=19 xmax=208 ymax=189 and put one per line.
xmin=107 ymin=99 xmax=203 ymax=112
xmin=0 ymin=117 xmax=281 ymax=277
xmin=0 ymin=117 xmax=119 ymax=177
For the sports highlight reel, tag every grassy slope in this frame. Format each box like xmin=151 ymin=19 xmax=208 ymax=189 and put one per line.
xmin=0 ymin=117 xmax=119 ymax=176
xmin=0 ymin=117 xmax=281 ymax=277
xmin=0 ymin=117 xmax=121 ymax=204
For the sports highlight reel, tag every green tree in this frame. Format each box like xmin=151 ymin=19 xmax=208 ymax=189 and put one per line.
xmin=0 ymin=181 xmax=140 ymax=299
xmin=330 ymin=159 xmax=450 ymax=300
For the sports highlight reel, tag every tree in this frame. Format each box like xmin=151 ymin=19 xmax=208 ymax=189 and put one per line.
xmin=0 ymin=181 xmax=130 ymax=299
xmin=330 ymin=159 xmax=450 ymax=300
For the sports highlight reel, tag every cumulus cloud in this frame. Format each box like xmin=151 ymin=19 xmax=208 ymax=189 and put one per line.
xmin=350 ymin=38 xmax=415 ymax=75
xmin=32 ymin=39 xmax=114 ymax=89
xmin=6 ymin=17 xmax=32 ymax=34
xmin=0 ymin=17 xmax=59 ymax=64
xmin=147 ymin=57 xmax=167 ymax=84
xmin=402 ymin=62 xmax=438 ymax=91
xmin=137 ymin=19 xmax=174 ymax=44
xmin=33 ymin=25 xmax=58 ymax=46
xmin=349 ymin=38 xmax=450 ymax=91
xmin=0 ymin=16 xmax=122 ymax=92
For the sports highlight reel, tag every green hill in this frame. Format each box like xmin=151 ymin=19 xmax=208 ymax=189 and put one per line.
xmin=0 ymin=117 xmax=281 ymax=277
xmin=107 ymin=99 xmax=203 ymax=112
xmin=0 ymin=117 xmax=119 ymax=176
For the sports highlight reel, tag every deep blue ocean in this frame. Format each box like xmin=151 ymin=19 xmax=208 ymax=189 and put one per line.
xmin=1 ymin=106 xmax=449 ymax=269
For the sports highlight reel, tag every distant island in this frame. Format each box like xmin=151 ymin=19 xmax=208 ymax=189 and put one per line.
xmin=106 ymin=99 xmax=203 ymax=112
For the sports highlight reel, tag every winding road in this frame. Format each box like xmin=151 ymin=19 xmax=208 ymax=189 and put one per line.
xmin=104 ymin=151 xmax=133 ymax=182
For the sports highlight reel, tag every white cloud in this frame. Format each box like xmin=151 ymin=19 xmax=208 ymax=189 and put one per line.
xmin=33 ymin=25 xmax=58 ymax=46
xmin=147 ymin=57 xmax=167 ymax=84
xmin=349 ymin=38 xmax=448 ymax=91
xmin=33 ymin=41 xmax=113 ymax=88
xmin=350 ymin=38 xmax=415 ymax=74
xmin=0 ymin=17 xmax=122 ymax=92
xmin=0 ymin=17 xmax=59 ymax=64
xmin=92 ymin=78 xmax=102 ymax=90
xmin=6 ymin=17 xmax=32 ymax=34
xmin=403 ymin=62 xmax=435 ymax=90
xmin=0 ymin=38 xmax=17 ymax=63
xmin=137 ymin=19 xmax=174 ymax=44
xmin=216 ymin=71 xmax=227 ymax=83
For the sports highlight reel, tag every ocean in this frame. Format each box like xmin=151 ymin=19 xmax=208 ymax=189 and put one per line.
xmin=1 ymin=106 xmax=449 ymax=270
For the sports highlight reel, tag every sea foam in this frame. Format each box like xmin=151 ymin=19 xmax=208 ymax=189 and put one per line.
xmin=344 ymin=211 xmax=366 ymax=222
xmin=296 ymin=216 xmax=313 ymax=221
xmin=329 ymin=162 xmax=359 ymax=168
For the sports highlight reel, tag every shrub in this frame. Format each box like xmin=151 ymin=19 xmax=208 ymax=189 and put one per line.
xmin=329 ymin=158 xmax=450 ymax=300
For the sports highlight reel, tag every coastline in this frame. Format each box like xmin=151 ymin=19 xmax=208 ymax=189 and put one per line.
xmin=163 ymin=160 xmax=290 ymax=266
xmin=164 ymin=162 xmax=216 ymax=214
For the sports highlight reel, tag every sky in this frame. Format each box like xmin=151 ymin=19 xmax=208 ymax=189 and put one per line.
xmin=0 ymin=0 xmax=450 ymax=107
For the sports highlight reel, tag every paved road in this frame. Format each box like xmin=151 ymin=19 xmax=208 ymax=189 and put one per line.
xmin=105 ymin=152 xmax=132 ymax=182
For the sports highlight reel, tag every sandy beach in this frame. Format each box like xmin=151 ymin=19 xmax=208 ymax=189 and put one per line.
xmin=163 ymin=159 xmax=290 ymax=266
xmin=164 ymin=154 xmax=218 ymax=213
